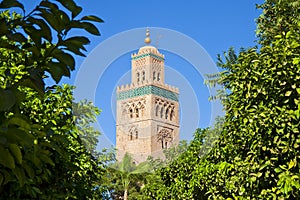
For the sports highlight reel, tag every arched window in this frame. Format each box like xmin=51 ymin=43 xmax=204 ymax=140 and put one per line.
xmin=130 ymin=132 xmax=133 ymax=140
xmin=153 ymin=71 xmax=156 ymax=80
xmin=135 ymin=108 xmax=139 ymax=118
xmin=136 ymin=130 xmax=138 ymax=139
xmin=137 ymin=72 xmax=140 ymax=82
xmin=165 ymin=108 xmax=169 ymax=119
xmin=157 ymin=73 xmax=160 ymax=81
xmin=155 ymin=105 xmax=159 ymax=116
xmin=170 ymin=110 xmax=174 ymax=121
xmin=160 ymin=107 xmax=164 ymax=118
xmin=157 ymin=129 xmax=173 ymax=149
xmin=142 ymin=71 xmax=145 ymax=81
xmin=129 ymin=108 xmax=133 ymax=118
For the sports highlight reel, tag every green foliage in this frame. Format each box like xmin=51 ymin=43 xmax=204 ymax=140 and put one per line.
xmin=163 ymin=140 xmax=189 ymax=164
xmin=0 ymin=84 xmax=105 ymax=199
xmin=143 ymin=140 xmax=189 ymax=172
xmin=142 ymin=1 xmax=300 ymax=199
xmin=142 ymin=119 xmax=223 ymax=199
xmin=102 ymin=153 xmax=151 ymax=200
xmin=0 ymin=0 xmax=104 ymax=199
xmin=256 ymin=0 xmax=300 ymax=46
xmin=73 ymin=100 xmax=101 ymax=155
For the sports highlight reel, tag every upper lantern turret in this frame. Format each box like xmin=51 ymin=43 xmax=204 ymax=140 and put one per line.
xmin=130 ymin=28 xmax=165 ymax=85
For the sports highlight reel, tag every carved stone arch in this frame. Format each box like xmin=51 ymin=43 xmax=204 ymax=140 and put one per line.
xmin=166 ymin=105 xmax=172 ymax=120
xmin=157 ymin=72 xmax=161 ymax=81
xmin=170 ymin=109 xmax=175 ymax=121
xmin=163 ymin=103 xmax=168 ymax=117
xmin=129 ymin=107 xmax=133 ymax=118
xmin=129 ymin=126 xmax=138 ymax=140
xmin=136 ymin=101 xmax=142 ymax=108
xmin=165 ymin=107 xmax=169 ymax=119
xmin=137 ymin=72 xmax=140 ymax=82
xmin=136 ymin=101 xmax=143 ymax=117
xmin=133 ymin=102 xmax=139 ymax=118
xmin=160 ymin=106 xmax=164 ymax=118
xmin=129 ymin=130 xmax=133 ymax=140
xmin=128 ymin=102 xmax=135 ymax=118
xmin=135 ymin=129 xmax=138 ymax=139
xmin=155 ymin=104 xmax=159 ymax=117
xmin=142 ymin=71 xmax=145 ymax=81
xmin=157 ymin=128 xmax=173 ymax=149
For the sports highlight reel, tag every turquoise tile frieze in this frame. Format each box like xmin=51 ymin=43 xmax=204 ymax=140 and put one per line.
xmin=117 ymin=85 xmax=178 ymax=101
xmin=132 ymin=53 xmax=164 ymax=61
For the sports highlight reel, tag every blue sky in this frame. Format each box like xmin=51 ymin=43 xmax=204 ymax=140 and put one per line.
xmin=24 ymin=1 xmax=264 ymax=149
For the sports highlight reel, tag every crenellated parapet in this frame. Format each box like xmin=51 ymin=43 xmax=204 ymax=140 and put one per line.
xmin=131 ymin=46 xmax=165 ymax=61
xmin=117 ymin=81 xmax=179 ymax=94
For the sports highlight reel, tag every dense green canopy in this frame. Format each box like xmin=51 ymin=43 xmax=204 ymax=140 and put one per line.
xmin=0 ymin=0 xmax=105 ymax=199
xmin=142 ymin=0 xmax=300 ymax=199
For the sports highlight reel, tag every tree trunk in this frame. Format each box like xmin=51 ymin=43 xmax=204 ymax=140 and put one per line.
xmin=124 ymin=189 xmax=128 ymax=200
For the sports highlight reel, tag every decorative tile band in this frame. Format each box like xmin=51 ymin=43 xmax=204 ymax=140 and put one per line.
xmin=132 ymin=53 xmax=164 ymax=61
xmin=117 ymin=85 xmax=178 ymax=101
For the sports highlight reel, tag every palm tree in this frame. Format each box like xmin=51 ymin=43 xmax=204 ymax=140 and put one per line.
xmin=108 ymin=153 xmax=150 ymax=200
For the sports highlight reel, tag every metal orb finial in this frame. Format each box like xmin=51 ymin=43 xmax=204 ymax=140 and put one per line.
xmin=144 ymin=28 xmax=151 ymax=44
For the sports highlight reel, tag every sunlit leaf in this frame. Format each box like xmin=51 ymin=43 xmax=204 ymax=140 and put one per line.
xmin=81 ymin=15 xmax=104 ymax=23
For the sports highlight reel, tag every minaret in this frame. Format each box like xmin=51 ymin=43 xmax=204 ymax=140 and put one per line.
xmin=116 ymin=28 xmax=180 ymax=164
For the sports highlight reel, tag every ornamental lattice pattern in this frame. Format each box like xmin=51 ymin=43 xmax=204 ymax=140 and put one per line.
xmin=117 ymin=85 xmax=179 ymax=101
xmin=121 ymin=97 xmax=146 ymax=119
xmin=132 ymin=53 xmax=164 ymax=61
xmin=157 ymin=128 xmax=173 ymax=149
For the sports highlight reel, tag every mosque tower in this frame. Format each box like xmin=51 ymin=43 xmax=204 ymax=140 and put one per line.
xmin=116 ymin=29 xmax=180 ymax=164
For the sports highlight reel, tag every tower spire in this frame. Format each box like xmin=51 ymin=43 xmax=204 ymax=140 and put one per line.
xmin=144 ymin=28 xmax=151 ymax=45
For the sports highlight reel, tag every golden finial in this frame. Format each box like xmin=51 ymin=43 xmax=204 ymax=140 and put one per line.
xmin=144 ymin=28 xmax=151 ymax=44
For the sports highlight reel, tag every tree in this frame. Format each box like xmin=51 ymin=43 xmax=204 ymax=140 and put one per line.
xmin=73 ymin=99 xmax=101 ymax=155
xmin=0 ymin=0 xmax=104 ymax=198
xmin=142 ymin=0 xmax=300 ymax=199
xmin=141 ymin=119 xmax=223 ymax=199
xmin=201 ymin=1 xmax=300 ymax=198
xmin=0 ymin=85 xmax=104 ymax=199
xmin=163 ymin=140 xmax=188 ymax=164
xmin=103 ymin=153 xmax=151 ymax=200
